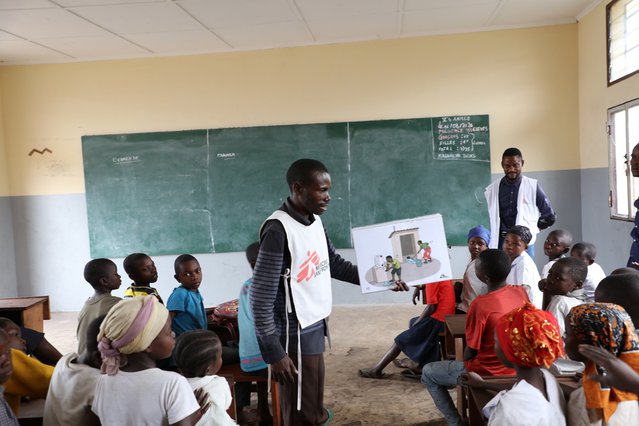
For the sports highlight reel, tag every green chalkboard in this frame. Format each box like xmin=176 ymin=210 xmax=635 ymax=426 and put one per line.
xmin=82 ymin=115 xmax=490 ymax=258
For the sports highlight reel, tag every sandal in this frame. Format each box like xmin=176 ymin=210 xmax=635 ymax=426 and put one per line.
xmin=392 ymin=357 xmax=417 ymax=369
xmin=400 ymin=368 xmax=421 ymax=380
xmin=358 ymin=368 xmax=388 ymax=379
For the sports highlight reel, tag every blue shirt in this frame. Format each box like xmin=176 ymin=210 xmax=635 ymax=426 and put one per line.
xmin=238 ymin=278 xmax=267 ymax=372
xmin=166 ymin=286 xmax=207 ymax=336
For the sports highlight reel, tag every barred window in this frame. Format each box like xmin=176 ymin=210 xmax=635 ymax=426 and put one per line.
xmin=609 ymin=99 xmax=639 ymax=220
xmin=608 ymin=0 xmax=639 ymax=84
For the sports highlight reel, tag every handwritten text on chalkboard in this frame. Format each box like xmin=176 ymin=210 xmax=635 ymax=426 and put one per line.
xmin=432 ymin=115 xmax=490 ymax=162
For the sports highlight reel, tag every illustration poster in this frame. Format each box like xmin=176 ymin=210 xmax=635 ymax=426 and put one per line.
xmin=352 ymin=214 xmax=452 ymax=294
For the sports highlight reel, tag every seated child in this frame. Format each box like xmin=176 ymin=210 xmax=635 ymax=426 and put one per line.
xmin=0 ymin=328 xmax=18 ymax=426
xmin=458 ymin=225 xmax=490 ymax=313
xmin=468 ymin=303 xmax=567 ymax=426
xmin=175 ymin=329 xmax=237 ymax=426
xmin=504 ymin=225 xmax=542 ymax=308
xmin=77 ymin=258 xmax=122 ymax=353
xmin=595 ymin=273 xmax=639 ymax=328
xmin=167 ymin=254 xmax=207 ymax=336
xmin=359 ymin=278 xmax=455 ymax=379
xmin=421 ymin=249 xmax=529 ymax=426
xmin=543 ymin=257 xmax=588 ymax=337
xmin=565 ymin=303 xmax=639 ymax=426
xmin=541 ymin=229 xmax=573 ymax=279
xmin=237 ymin=242 xmax=272 ymax=424
xmin=385 ymin=256 xmax=402 ymax=281
xmin=122 ymin=252 xmax=164 ymax=303
xmin=92 ymin=296 xmax=207 ymax=425
xmin=44 ymin=315 xmax=105 ymax=426
xmin=0 ymin=318 xmax=54 ymax=416
xmin=571 ymin=242 xmax=606 ymax=302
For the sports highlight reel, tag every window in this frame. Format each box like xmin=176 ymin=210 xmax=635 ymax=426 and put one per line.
xmin=608 ymin=0 xmax=639 ymax=84
xmin=609 ymin=99 xmax=639 ymax=220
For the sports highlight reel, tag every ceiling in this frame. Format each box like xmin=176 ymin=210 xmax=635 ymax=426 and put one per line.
xmin=0 ymin=0 xmax=601 ymax=66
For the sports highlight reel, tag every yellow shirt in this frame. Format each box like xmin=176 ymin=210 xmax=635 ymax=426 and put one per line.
xmin=4 ymin=349 xmax=54 ymax=415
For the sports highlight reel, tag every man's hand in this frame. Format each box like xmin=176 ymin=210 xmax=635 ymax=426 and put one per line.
xmin=578 ymin=344 xmax=639 ymax=395
xmin=412 ymin=285 xmax=423 ymax=305
xmin=391 ymin=280 xmax=409 ymax=292
xmin=271 ymin=355 xmax=298 ymax=384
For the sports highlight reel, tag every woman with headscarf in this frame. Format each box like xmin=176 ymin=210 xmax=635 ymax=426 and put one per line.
xmin=467 ymin=302 xmax=567 ymax=425
xmin=564 ymin=303 xmax=639 ymax=425
xmin=91 ymin=296 xmax=209 ymax=425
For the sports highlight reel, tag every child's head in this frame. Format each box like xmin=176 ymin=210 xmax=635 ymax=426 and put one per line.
xmin=97 ymin=296 xmax=172 ymax=375
xmin=174 ymin=329 xmax=222 ymax=378
xmin=503 ymin=225 xmax=532 ymax=260
xmin=475 ymin=249 xmax=511 ymax=286
xmin=565 ymin=303 xmax=639 ymax=362
xmin=467 ymin=225 xmax=490 ymax=260
xmin=543 ymin=229 xmax=573 ymax=261
xmin=173 ymin=254 xmax=202 ymax=291
xmin=0 ymin=328 xmax=12 ymax=385
xmin=494 ymin=302 xmax=564 ymax=369
xmin=544 ymin=257 xmax=587 ymax=296
xmin=570 ymin=242 xmax=597 ymax=265
xmin=84 ymin=258 xmax=121 ymax=291
xmin=595 ymin=273 xmax=639 ymax=327
xmin=123 ymin=253 xmax=157 ymax=285
xmin=80 ymin=315 xmax=106 ymax=369
xmin=611 ymin=267 xmax=639 ymax=276
xmin=0 ymin=318 xmax=26 ymax=352
xmin=245 ymin=242 xmax=259 ymax=270
xmin=386 ymin=256 xmax=393 ymax=261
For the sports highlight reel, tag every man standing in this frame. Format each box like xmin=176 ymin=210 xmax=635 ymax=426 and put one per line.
xmin=251 ymin=158 xmax=405 ymax=425
xmin=628 ymin=143 xmax=639 ymax=269
xmin=484 ymin=148 xmax=556 ymax=257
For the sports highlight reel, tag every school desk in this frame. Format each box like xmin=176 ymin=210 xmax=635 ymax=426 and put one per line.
xmin=0 ymin=296 xmax=50 ymax=332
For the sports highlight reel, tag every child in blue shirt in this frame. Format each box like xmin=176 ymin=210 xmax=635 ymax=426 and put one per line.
xmin=167 ymin=254 xmax=207 ymax=336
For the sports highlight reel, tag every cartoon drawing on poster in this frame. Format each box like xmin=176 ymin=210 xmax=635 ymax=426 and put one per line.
xmin=352 ymin=214 xmax=452 ymax=294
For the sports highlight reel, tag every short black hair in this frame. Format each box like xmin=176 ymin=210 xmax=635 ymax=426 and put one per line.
xmin=554 ymin=257 xmax=588 ymax=283
xmin=506 ymin=225 xmax=532 ymax=245
xmin=86 ymin=315 xmax=106 ymax=353
xmin=0 ymin=318 xmax=17 ymax=331
xmin=571 ymin=242 xmax=597 ymax=261
xmin=123 ymin=253 xmax=150 ymax=275
xmin=83 ymin=258 xmax=116 ymax=288
xmin=245 ymin=242 xmax=259 ymax=269
xmin=286 ymin=159 xmax=329 ymax=190
xmin=174 ymin=329 xmax=222 ymax=378
xmin=502 ymin=148 xmax=522 ymax=159
xmin=174 ymin=254 xmax=198 ymax=275
xmin=477 ymin=249 xmax=511 ymax=282
xmin=548 ymin=229 xmax=573 ymax=248
xmin=611 ymin=267 xmax=639 ymax=276
xmin=596 ymin=274 xmax=639 ymax=327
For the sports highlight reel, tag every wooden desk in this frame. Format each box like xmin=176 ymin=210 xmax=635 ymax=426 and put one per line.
xmin=444 ymin=314 xmax=466 ymax=361
xmin=0 ymin=297 xmax=50 ymax=332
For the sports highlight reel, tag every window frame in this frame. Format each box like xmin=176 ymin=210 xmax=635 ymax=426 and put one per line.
xmin=607 ymin=0 xmax=639 ymax=86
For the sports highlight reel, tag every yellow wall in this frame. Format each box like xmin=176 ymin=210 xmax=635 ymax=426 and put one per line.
xmin=0 ymin=77 xmax=8 ymax=196
xmin=579 ymin=1 xmax=639 ymax=168
xmin=0 ymin=24 xmax=579 ymax=196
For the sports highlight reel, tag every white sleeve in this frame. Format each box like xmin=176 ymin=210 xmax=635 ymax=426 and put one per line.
xmin=165 ymin=374 xmax=200 ymax=425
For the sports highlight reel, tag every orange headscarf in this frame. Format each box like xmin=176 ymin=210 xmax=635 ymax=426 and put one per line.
xmin=495 ymin=302 xmax=564 ymax=368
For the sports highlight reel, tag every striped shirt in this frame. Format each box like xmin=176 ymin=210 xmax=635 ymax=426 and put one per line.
xmin=250 ymin=199 xmax=359 ymax=364
xmin=123 ymin=285 xmax=164 ymax=304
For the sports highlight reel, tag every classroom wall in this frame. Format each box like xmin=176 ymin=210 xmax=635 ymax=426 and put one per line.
xmin=0 ymin=25 xmax=581 ymax=311
xmin=578 ymin=2 xmax=638 ymax=271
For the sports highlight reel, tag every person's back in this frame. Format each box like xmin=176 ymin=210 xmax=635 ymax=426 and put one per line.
xmin=44 ymin=316 xmax=105 ymax=426
xmin=77 ymin=258 xmax=122 ymax=353
xmin=595 ymin=273 xmax=639 ymax=328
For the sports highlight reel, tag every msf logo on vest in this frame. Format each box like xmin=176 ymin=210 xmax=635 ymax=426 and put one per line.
xmin=296 ymin=250 xmax=329 ymax=283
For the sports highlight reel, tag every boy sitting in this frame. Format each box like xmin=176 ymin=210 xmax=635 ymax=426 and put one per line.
xmin=570 ymin=242 xmax=606 ymax=302
xmin=421 ymin=249 xmax=529 ymax=426
xmin=44 ymin=316 xmax=105 ymax=426
xmin=504 ymin=225 xmax=542 ymax=308
xmin=541 ymin=229 xmax=573 ymax=279
xmin=542 ymin=257 xmax=588 ymax=337
xmin=122 ymin=252 xmax=164 ymax=304
xmin=167 ymin=254 xmax=207 ymax=336
xmin=76 ymin=258 xmax=121 ymax=353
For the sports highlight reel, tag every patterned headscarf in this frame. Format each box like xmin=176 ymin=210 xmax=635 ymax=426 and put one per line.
xmin=495 ymin=302 xmax=564 ymax=368
xmin=467 ymin=225 xmax=490 ymax=246
xmin=567 ymin=303 xmax=639 ymax=421
xmin=97 ymin=296 xmax=169 ymax=376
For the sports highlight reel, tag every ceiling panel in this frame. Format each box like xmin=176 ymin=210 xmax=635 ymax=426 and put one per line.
xmin=404 ymin=0 xmax=499 ymax=10
xmin=491 ymin=0 xmax=593 ymax=26
xmin=0 ymin=8 xmax=108 ymax=38
xmin=177 ymin=0 xmax=298 ymax=29
xmin=295 ymin=0 xmax=398 ymax=20
xmin=126 ymin=29 xmax=230 ymax=54
xmin=0 ymin=0 xmax=56 ymax=10
xmin=55 ymin=0 xmax=163 ymax=5
xmin=216 ymin=21 xmax=312 ymax=49
xmin=69 ymin=2 xmax=201 ymax=34
xmin=307 ymin=13 xmax=398 ymax=42
xmin=35 ymin=34 xmax=150 ymax=57
xmin=0 ymin=39 xmax=70 ymax=63
xmin=402 ymin=4 xmax=495 ymax=34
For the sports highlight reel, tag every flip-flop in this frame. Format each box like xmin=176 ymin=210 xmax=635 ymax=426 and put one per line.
xmin=319 ymin=408 xmax=334 ymax=425
xmin=392 ymin=358 xmax=415 ymax=369
xmin=400 ymin=368 xmax=421 ymax=380
xmin=358 ymin=368 xmax=388 ymax=379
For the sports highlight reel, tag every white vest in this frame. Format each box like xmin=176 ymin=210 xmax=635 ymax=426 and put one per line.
xmin=485 ymin=175 xmax=540 ymax=248
xmin=262 ymin=210 xmax=333 ymax=329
